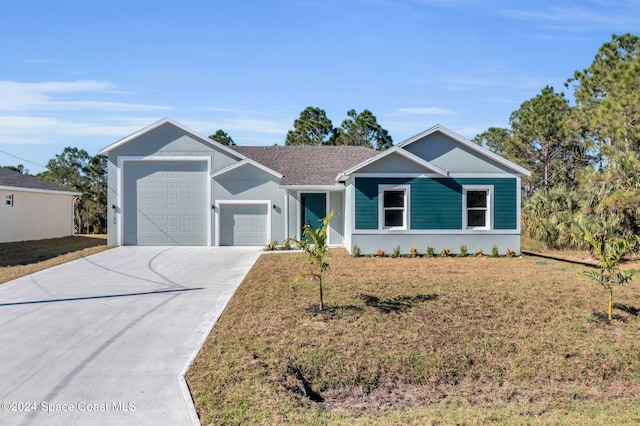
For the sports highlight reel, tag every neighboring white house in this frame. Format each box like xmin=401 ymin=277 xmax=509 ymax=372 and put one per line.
xmin=0 ymin=167 xmax=81 ymax=243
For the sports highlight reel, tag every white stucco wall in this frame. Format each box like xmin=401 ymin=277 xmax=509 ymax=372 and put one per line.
xmin=0 ymin=189 xmax=76 ymax=243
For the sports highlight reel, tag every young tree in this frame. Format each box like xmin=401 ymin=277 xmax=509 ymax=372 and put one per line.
xmin=295 ymin=210 xmax=336 ymax=311
xmin=208 ymin=129 xmax=236 ymax=146
xmin=332 ymin=109 xmax=393 ymax=151
xmin=582 ymin=230 xmax=636 ymax=321
xmin=285 ymin=106 xmax=334 ymax=146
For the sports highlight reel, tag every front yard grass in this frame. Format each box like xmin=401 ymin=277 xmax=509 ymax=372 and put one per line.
xmin=0 ymin=235 xmax=111 ymax=284
xmin=187 ymin=250 xmax=640 ymax=425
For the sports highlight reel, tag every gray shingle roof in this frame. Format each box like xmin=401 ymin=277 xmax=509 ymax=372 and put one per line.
xmin=230 ymin=145 xmax=378 ymax=186
xmin=0 ymin=167 xmax=79 ymax=194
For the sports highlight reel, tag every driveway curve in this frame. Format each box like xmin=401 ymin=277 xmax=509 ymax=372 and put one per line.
xmin=0 ymin=246 xmax=261 ymax=426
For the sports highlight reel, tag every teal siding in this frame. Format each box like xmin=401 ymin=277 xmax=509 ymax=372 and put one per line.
xmin=354 ymin=177 xmax=517 ymax=230
xmin=411 ymin=179 xmax=461 ymax=229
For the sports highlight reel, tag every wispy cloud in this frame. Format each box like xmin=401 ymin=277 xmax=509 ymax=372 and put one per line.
xmin=0 ymin=80 xmax=170 ymax=112
xmin=498 ymin=1 xmax=640 ymax=31
xmin=0 ymin=115 xmax=158 ymax=144
xmin=441 ymin=76 xmax=552 ymax=92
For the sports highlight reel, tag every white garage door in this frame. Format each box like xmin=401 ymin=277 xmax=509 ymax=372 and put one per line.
xmin=122 ymin=161 xmax=208 ymax=246
xmin=219 ymin=204 xmax=268 ymax=246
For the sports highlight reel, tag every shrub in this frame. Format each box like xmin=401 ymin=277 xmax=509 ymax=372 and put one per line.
xmin=425 ymin=246 xmax=435 ymax=258
xmin=491 ymin=245 xmax=499 ymax=257
xmin=282 ymin=237 xmax=299 ymax=250
xmin=376 ymin=248 xmax=385 ymax=257
xmin=265 ymin=240 xmax=278 ymax=251
xmin=440 ymin=248 xmax=451 ymax=257
xmin=506 ymin=248 xmax=516 ymax=257
xmin=475 ymin=248 xmax=484 ymax=257
xmin=458 ymin=245 xmax=468 ymax=257
xmin=409 ymin=246 xmax=419 ymax=258
xmin=392 ymin=246 xmax=401 ymax=258
xmin=352 ymin=245 xmax=361 ymax=258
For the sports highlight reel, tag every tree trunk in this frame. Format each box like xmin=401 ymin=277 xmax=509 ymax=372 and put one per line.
xmin=319 ymin=278 xmax=324 ymax=311
xmin=608 ymin=288 xmax=613 ymax=321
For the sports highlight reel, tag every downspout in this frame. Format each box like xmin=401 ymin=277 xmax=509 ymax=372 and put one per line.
xmin=72 ymin=195 xmax=79 ymax=236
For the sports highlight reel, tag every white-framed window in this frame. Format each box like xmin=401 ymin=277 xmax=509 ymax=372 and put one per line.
xmin=378 ymin=184 xmax=409 ymax=230
xmin=5 ymin=194 xmax=13 ymax=207
xmin=463 ymin=185 xmax=492 ymax=230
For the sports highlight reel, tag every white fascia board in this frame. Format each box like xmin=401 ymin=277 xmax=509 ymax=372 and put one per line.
xmin=397 ymin=125 xmax=531 ymax=177
xmin=210 ymin=158 xmax=282 ymax=179
xmin=338 ymin=146 xmax=447 ymax=181
xmin=98 ymin=117 xmax=246 ymax=161
xmin=0 ymin=185 xmax=81 ymax=196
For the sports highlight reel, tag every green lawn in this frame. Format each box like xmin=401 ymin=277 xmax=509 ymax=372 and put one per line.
xmin=187 ymin=250 xmax=640 ymax=425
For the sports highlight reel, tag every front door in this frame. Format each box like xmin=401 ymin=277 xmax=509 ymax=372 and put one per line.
xmin=300 ymin=193 xmax=326 ymax=236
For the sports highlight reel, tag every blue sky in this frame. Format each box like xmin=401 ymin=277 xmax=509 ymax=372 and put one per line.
xmin=1 ymin=0 xmax=639 ymax=173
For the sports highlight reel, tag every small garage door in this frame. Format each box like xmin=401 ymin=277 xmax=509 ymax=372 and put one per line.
xmin=123 ymin=161 xmax=208 ymax=246
xmin=219 ymin=204 xmax=268 ymax=246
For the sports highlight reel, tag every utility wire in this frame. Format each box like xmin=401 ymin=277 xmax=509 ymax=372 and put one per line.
xmin=0 ymin=148 xmax=48 ymax=170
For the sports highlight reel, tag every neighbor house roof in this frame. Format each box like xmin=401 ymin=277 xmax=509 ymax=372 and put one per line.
xmin=230 ymin=145 xmax=378 ymax=186
xmin=0 ymin=167 xmax=80 ymax=195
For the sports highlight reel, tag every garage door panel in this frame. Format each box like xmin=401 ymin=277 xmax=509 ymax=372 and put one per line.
xmin=123 ymin=161 xmax=208 ymax=246
xmin=219 ymin=204 xmax=268 ymax=246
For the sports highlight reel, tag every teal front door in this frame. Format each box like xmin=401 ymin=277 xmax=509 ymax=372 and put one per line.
xmin=301 ymin=193 xmax=326 ymax=235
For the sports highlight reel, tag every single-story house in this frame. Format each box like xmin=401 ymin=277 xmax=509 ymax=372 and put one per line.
xmin=100 ymin=118 xmax=530 ymax=254
xmin=0 ymin=167 xmax=81 ymax=243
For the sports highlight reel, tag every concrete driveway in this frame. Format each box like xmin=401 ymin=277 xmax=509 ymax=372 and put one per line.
xmin=0 ymin=246 xmax=261 ymax=426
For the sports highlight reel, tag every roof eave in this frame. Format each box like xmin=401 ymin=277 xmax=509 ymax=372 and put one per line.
xmin=98 ymin=117 xmax=247 ymax=161
xmin=398 ymin=124 xmax=531 ymax=177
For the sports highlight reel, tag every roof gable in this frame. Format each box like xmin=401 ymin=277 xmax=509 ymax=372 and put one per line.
xmin=211 ymin=158 xmax=283 ymax=180
xmin=0 ymin=167 xmax=80 ymax=194
xmin=98 ymin=118 xmax=244 ymax=161
xmin=398 ymin=125 xmax=530 ymax=176
xmin=338 ymin=147 xmax=447 ymax=178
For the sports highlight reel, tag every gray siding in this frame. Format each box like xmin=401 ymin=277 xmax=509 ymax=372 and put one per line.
xmin=351 ymin=234 xmax=521 ymax=256
xmin=213 ymin=164 xmax=285 ymax=244
xmin=329 ymin=191 xmax=344 ymax=245
xmin=403 ymin=132 xmax=516 ymax=174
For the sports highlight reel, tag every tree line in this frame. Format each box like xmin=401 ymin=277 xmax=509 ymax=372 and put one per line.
xmin=473 ymin=33 xmax=640 ymax=251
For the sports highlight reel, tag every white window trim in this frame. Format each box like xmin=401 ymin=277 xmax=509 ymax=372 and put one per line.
xmin=462 ymin=185 xmax=493 ymax=231
xmin=5 ymin=194 xmax=13 ymax=207
xmin=378 ymin=184 xmax=410 ymax=231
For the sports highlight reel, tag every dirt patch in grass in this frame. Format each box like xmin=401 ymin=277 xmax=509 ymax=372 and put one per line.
xmin=0 ymin=235 xmax=111 ymax=284
xmin=187 ymin=249 xmax=640 ymax=425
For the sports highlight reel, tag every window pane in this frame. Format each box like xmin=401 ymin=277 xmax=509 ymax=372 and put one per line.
xmin=468 ymin=210 xmax=486 ymax=227
xmin=467 ymin=191 xmax=487 ymax=208
xmin=385 ymin=210 xmax=404 ymax=227
xmin=384 ymin=190 xmax=404 ymax=208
